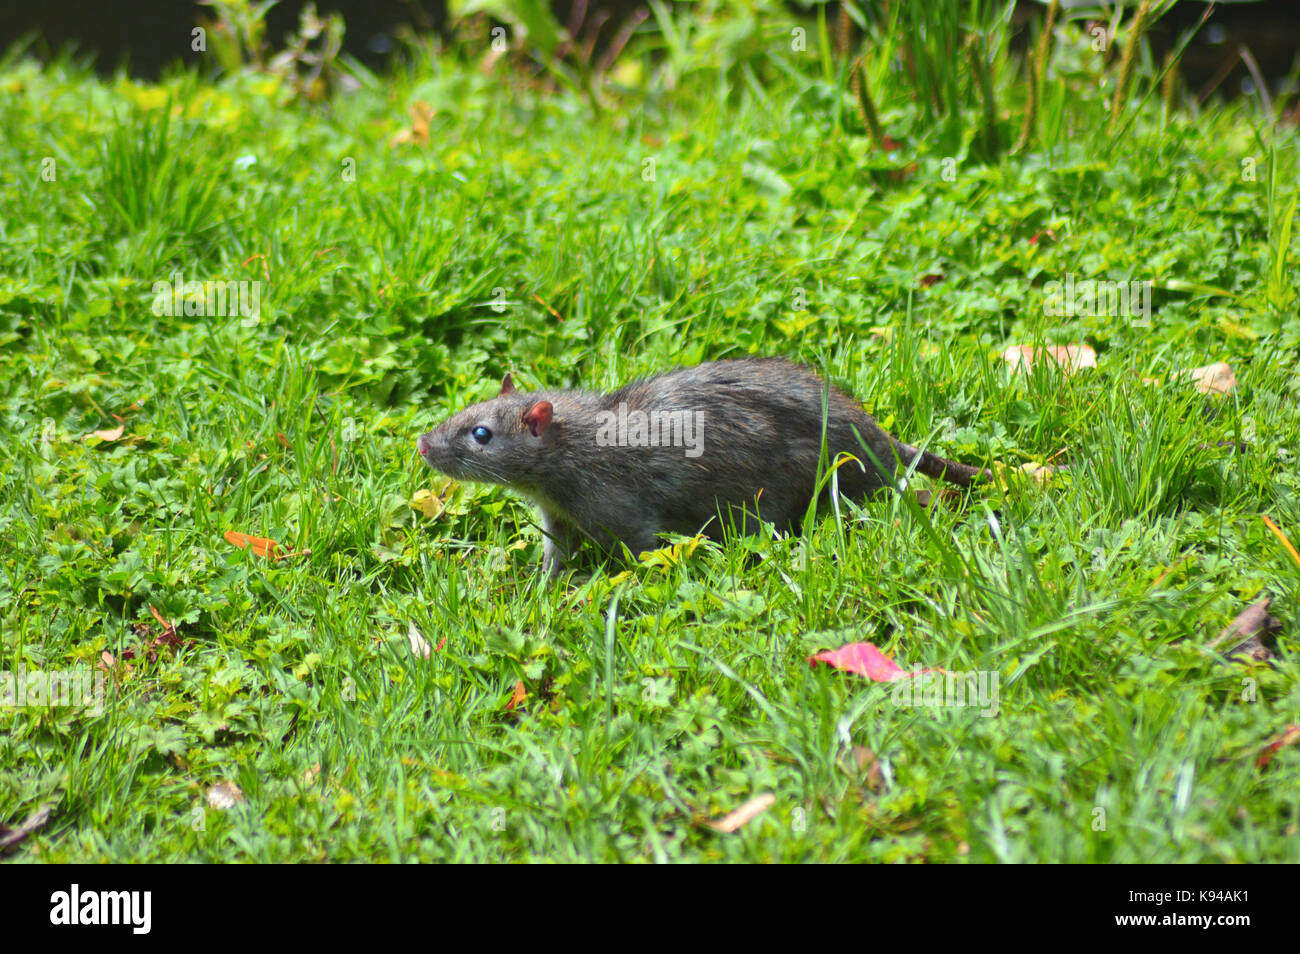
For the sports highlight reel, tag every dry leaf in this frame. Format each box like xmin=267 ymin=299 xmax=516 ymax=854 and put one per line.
xmin=1146 ymin=363 xmax=1238 ymax=394
xmin=206 ymin=781 xmax=245 ymax=810
xmin=96 ymin=650 xmax=132 ymax=679
xmin=407 ymin=622 xmax=431 ymax=659
xmin=1207 ymin=596 xmax=1282 ymax=663
xmin=85 ymin=425 xmax=125 ymax=442
xmin=1001 ymin=344 xmax=1097 ymax=374
xmin=223 ymin=530 xmax=283 ymax=560
xmin=851 ymin=746 xmax=883 ymax=791
xmin=390 ymin=100 xmax=433 ymax=147
xmin=0 ymin=804 xmax=54 ymax=854
xmin=149 ymin=605 xmax=180 ymax=647
xmin=505 ymin=679 xmax=526 ymax=711
xmin=702 ymin=793 xmax=776 ymax=833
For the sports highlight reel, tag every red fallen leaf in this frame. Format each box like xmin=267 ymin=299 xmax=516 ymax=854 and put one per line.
xmin=435 ymin=636 xmax=447 ymax=653
xmin=224 ymin=530 xmax=283 ymax=560
xmin=881 ymin=135 xmax=901 ymax=151
xmin=276 ymin=431 xmax=290 ymax=449
xmin=505 ymin=679 xmax=526 ymax=711
xmin=807 ymin=642 xmax=941 ymax=682
xmin=1028 ymin=229 xmax=1056 ymax=245
xmin=919 ymin=273 xmax=945 ymax=288
xmin=1256 ymin=725 xmax=1300 ymax=769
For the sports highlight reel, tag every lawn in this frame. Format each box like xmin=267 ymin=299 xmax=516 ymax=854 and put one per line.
xmin=1 ymin=0 xmax=1299 ymax=862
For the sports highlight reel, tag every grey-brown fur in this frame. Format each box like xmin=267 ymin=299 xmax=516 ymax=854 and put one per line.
xmin=417 ymin=358 xmax=988 ymax=576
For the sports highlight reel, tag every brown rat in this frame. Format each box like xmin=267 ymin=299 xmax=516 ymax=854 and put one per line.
xmin=417 ymin=358 xmax=989 ymax=576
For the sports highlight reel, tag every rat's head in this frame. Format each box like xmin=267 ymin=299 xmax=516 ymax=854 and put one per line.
xmin=417 ymin=374 xmax=555 ymax=487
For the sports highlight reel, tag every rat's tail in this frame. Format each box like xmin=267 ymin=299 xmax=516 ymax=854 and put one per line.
xmin=889 ymin=438 xmax=991 ymax=487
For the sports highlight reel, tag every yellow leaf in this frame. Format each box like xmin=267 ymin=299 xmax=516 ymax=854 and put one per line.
xmin=637 ymin=535 xmax=704 ymax=568
xmin=411 ymin=488 xmax=447 ymax=519
xmin=992 ymin=460 xmax=1059 ymax=490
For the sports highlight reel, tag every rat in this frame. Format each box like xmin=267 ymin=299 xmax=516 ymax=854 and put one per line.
xmin=417 ymin=358 xmax=989 ymax=577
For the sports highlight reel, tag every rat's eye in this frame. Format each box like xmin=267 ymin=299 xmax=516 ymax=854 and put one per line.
xmin=470 ymin=425 xmax=492 ymax=445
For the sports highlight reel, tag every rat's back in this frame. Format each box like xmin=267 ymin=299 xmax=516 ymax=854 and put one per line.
xmin=580 ymin=359 xmax=896 ymax=541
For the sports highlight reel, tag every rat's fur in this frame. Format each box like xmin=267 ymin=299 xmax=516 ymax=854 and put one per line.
xmin=418 ymin=358 xmax=987 ymax=576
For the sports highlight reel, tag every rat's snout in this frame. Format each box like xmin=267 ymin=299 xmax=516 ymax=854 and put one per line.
xmin=417 ymin=431 xmax=436 ymax=463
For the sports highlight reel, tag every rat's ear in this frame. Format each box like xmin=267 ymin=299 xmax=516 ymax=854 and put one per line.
xmin=500 ymin=373 xmax=516 ymax=395
xmin=522 ymin=400 xmax=553 ymax=438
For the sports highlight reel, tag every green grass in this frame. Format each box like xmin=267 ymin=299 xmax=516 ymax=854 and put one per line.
xmin=2 ymin=5 xmax=1300 ymax=862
